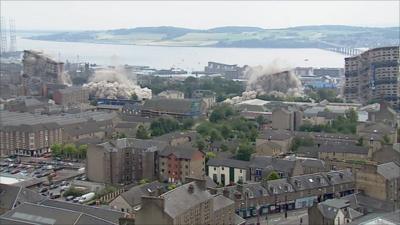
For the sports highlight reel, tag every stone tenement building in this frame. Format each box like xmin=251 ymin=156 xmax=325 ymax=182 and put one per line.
xmin=344 ymin=46 xmax=400 ymax=110
xmin=135 ymin=179 xmax=238 ymax=225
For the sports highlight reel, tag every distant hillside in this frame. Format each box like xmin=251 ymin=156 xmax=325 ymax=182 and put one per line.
xmin=29 ymin=25 xmax=400 ymax=49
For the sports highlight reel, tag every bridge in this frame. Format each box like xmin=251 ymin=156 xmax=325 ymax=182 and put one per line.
xmin=322 ymin=47 xmax=363 ymax=56
xmin=317 ymin=40 xmax=364 ymax=56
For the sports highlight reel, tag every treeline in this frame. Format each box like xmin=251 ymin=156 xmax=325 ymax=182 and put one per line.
xmin=300 ymin=108 xmax=358 ymax=134
xmin=145 ymin=76 xmax=245 ymax=102
xmin=50 ymin=143 xmax=88 ymax=159
xmin=196 ymin=105 xmax=259 ymax=161
xmin=136 ymin=117 xmax=195 ymax=139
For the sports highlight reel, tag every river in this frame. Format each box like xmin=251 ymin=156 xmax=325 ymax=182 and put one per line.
xmin=17 ymin=37 xmax=346 ymax=71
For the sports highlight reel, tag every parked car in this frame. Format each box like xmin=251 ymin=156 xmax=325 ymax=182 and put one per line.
xmin=60 ymin=185 xmax=70 ymax=192
xmin=10 ymin=169 xmax=20 ymax=174
xmin=50 ymin=192 xmax=61 ymax=199
xmin=73 ymin=197 xmax=81 ymax=203
xmin=39 ymin=187 xmax=48 ymax=193
xmin=65 ymin=195 xmax=74 ymax=201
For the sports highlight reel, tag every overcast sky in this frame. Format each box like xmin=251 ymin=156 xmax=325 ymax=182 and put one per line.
xmin=1 ymin=1 xmax=399 ymax=31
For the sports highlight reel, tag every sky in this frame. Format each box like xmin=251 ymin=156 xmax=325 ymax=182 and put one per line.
xmin=1 ymin=1 xmax=399 ymax=31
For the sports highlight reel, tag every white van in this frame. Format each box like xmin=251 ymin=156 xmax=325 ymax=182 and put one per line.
xmin=78 ymin=192 xmax=95 ymax=203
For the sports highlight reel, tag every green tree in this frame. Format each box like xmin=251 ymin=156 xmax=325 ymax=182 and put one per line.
xmin=345 ymin=108 xmax=358 ymax=123
xmin=266 ymin=171 xmax=280 ymax=181
xmin=63 ymin=187 xmax=86 ymax=197
xmin=210 ymin=129 xmax=222 ymax=142
xmin=63 ymin=143 xmax=77 ymax=159
xmin=150 ymin=117 xmax=180 ymax=136
xmin=356 ymin=137 xmax=364 ymax=146
xmin=256 ymin=115 xmax=265 ymax=128
xmin=382 ymin=134 xmax=391 ymax=144
xmin=51 ymin=143 xmax=62 ymax=157
xmin=205 ymin=152 xmax=216 ymax=163
xmin=236 ymin=143 xmax=254 ymax=161
xmin=182 ymin=118 xmax=194 ymax=130
xmin=220 ymin=143 xmax=228 ymax=152
xmin=136 ymin=125 xmax=150 ymax=139
xmin=77 ymin=144 xmax=88 ymax=159
xmin=291 ymin=137 xmax=314 ymax=151
xmin=195 ymin=138 xmax=206 ymax=151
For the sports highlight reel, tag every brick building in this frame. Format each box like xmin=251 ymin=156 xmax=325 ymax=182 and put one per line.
xmin=158 ymin=144 xmax=205 ymax=183
xmin=53 ymin=87 xmax=89 ymax=106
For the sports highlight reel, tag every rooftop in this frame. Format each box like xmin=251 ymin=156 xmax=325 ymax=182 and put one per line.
xmin=160 ymin=181 xmax=213 ymax=218
xmin=377 ymin=162 xmax=400 ymax=180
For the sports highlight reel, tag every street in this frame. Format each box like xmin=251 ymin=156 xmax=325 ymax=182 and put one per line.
xmin=245 ymin=209 xmax=308 ymax=225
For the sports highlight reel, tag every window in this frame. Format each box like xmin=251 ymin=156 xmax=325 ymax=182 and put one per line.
xmin=214 ymin=167 xmax=216 ymax=171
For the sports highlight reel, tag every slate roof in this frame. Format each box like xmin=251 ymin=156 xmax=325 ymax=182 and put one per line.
xmin=346 ymin=210 xmax=400 ymax=225
xmin=0 ymin=184 xmax=45 ymax=211
xmin=317 ymin=203 xmax=341 ymax=219
xmin=0 ymin=110 xmax=116 ymax=127
xmin=99 ymin=138 xmax=167 ymax=153
xmin=372 ymin=145 xmax=400 ymax=164
xmin=324 ymin=170 xmax=354 ymax=185
xmin=301 ymin=158 xmax=326 ymax=170
xmin=213 ymin=194 xmax=234 ymax=212
xmin=259 ymin=129 xmax=292 ymax=141
xmin=290 ymin=173 xmax=330 ymax=191
xmin=119 ymin=181 xmax=166 ymax=207
xmin=346 ymin=207 xmax=363 ymax=220
xmin=377 ymin=162 xmax=400 ymax=180
xmin=264 ymin=178 xmax=295 ymax=195
xmin=317 ymin=144 xmax=369 ymax=155
xmin=161 ymin=181 xmax=213 ymax=218
xmin=297 ymin=146 xmax=319 ymax=158
xmin=63 ymin=121 xmax=103 ymax=136
xmin=359 ymin=122 xmax=396 ymax=134
xmin=216 ymin=182 xmax=269 ymax=200
xmin=249 ymin=156 xmax=297 ymax=174
xmin=154 ymin=131 xmax=198 ymax=143
xmin=207 ymin=158 xmax=250 ymax=169
xmin=159 ymin=144 xmax=202 ymax=159
xmin=1 ymin=202 xmax=117 ymax=225
xmin=39 ymin=199 xmax=124 ymax=224
xmin=341 ymin=193 xmax=395 ymax=213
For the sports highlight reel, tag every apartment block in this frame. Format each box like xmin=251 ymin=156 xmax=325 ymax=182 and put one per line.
xmin=344 ymin=46 xmax=400 ymax=110
xmin=86 ymin=138 xmax=166 ymax=185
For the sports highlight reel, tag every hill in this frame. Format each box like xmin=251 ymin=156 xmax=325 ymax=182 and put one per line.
xmin=29 ymin=25 xmax=399 ymax=49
